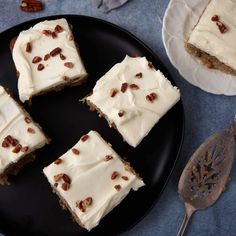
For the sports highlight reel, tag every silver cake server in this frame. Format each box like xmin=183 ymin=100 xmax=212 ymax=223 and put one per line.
xmin=177 ymin=119 xmax=236 ymax=236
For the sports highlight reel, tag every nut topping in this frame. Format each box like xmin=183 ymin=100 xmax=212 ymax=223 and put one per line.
xmin=81 ymin=134 xmax=89 ymax=142
xmin=104 ymin=155 xmax=113 ymax=161
xmin=21 ymin=146 xmax=29 ymax=153
xmin=121 ymin=83 xmax=128 ymax=93
xmin=121 ymin=176 xmax=129 ymax=181
xmin=52 ymin=32 xmax=57 ymax=39
xmin=54 ymin=25 xmax=63 ymax=33
xmin=20 ymin=0 xmax=43 ymax=12
xmin=61 ymin=182 xmax=70 ymax=191
xmin=37 ymin=63 xmax=45 ymax=71
xmin=118 ymin=110 xmax=125 ymax=117
xmin=27 ymin=127 xmax=35 ymax=133
xmin=24 ymin=117 xmax=31 ymax=123
xmin=114 ymin=185 xmax=121 ymax=191
xmin=111 ymin=171 xmax=119 ymax=180
xmin=110 ymin=88 xmax=118 ymax=97
xmin=146 ymin=92 xmax=157 ymax=103
xmin=62 ymin=76 xmax=69 ymax=81
xmin=54 ymin=159 xmax=62 ymax=165
xmin=64 ymin=62 xmax=74 ymax=68
xmin=129 ymin=84 xmax=139 ymax=90
xmin=211 ymin=15 xmax=228 ymax=34
xmin=42 ymin=30 xmax=52 ymax=36
xmin=62 ymin=174 xmax=71 ymax=184
xmin=54 ymin=173 xmax=64 ymax=182
xmin=59 ymin=53 xmax=66 ymax=60
xmin=12 ymin=144 xmax=22 ymax=154
xmin=72 ymin=148 xmax=80 ymax=155
xmin=135 ymin=72 xmax=142 ymax=78
xmin=32 ymin=56 xmax=42 ymax=64
xmin=76 ymin=197 xmax=93 ymax=212
xmin=148 ymin=62 xmax=155 ymax=69
xmin=26 ymin=42 xmax=32 ymax=53
xmin=211 ymin=15 xmax=219 ymax=22
xmin=50 ymin=47 xmax=62 ymax=57
xmin=44 ymin=53 xmax=50 ymax=61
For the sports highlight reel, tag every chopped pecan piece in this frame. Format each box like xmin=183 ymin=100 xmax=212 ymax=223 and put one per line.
xmin=27 ymin=127 xmax=35 ymax=133
xmin=44 ymin=53 xmax=50 ymax=61
xmin=110 ymin=88 xmax=118 ymax=97
xmin=114 ymin=185 xmax=121 ymax=191
xmin=37 ymin=64 xmax=45 ymax=71
xmin=61 ymin=182 xmax=70 ymax=191
xmin=129 ymin=84 xmax=139 ymax=90
xmin=72 ymin=148 xmax=80 ymax=155
xmin=54 ymin=159 xmax=62 ymax=165
xmin=148 ymin=62 xmax=155 ymax=69
xmin=52 ymin=32 xmax=57 ymax=38
xmin=111 ymin=171 xmax=119 ymax=180
xmin=216 ymin=21 xmax=228 ymax=34
xmin=81 ymin=134 xmax=89 ymax=142
xmin=121 ymin=83 xmax=128 ymax=93
xmin=25 ymin=42 xmax=32 ymax=53
xmin=59 ymin=53 xmax=66 ymax=60
xmin=76 ymin=197 xmax=93 ymax=212
xmin=62 ymin=76 xmax=69 ymax=81
xmin=21 ymin=146 xmax=29 ymax=153
xmin=24 ymin=117 xmax=31 ymax=123
xmin=54 ymin=173 xmax=64 ymax=182
xmin=211 ymin=15 xmax=219 ymax=22
xmin=104 ymin=155 xmax=113 ymax=161
xmin=135 ymin=72 xmax=142 ymax=78
xmin=54 ymin=25 xmax=63 ymax=33
xmin=32 ymin=56 xmax=42 ymax=64
xmin=62 ymin=174 xmax=71 ymax=184
xmin=146 ymin=92 xmax=157 ymax=103
xmin=12 ymin=144 xmax=22 ymax=153
xmin=121 ymin=176 xmax=129 ymax=181
xmin=50 ymin=47 xmax=62 ymax=57
xmin=118 ymin=110 xmax=125 ymax=117
xmin=42 ymin=30 xmax=52 ymax=36
xmin=64 ymin=62 xmax=74 ymax=68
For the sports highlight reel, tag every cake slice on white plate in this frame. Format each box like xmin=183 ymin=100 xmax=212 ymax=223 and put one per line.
xmin=43 ymin=130 xmax=144 ymax=231
xmin=12 ymin=18 xmax=87 ymax=102
xmin=0 ymin=86 xmax=49 ymax=185
xmin=84 ymin=55 xmax=180 ymax=147
xmin=186 ymin=0 xmax=236 ymax=75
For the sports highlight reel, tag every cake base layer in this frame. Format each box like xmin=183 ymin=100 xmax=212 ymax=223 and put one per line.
xmin=185 ymin=42 xmax=236 ymax=76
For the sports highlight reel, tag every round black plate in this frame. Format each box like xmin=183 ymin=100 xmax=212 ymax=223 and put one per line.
xmin=0 ymin=15 xmax=184 ymax=236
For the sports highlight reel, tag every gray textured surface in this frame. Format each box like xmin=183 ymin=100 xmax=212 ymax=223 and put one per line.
xmin=0 ymin=0 xmax=235 ymax=235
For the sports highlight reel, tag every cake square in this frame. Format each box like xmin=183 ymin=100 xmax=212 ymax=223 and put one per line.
xmin=186 ymin=0 xmax=236 ymax=75
xmin=12 ymin=18 xmax=87 ymax=102
xmin=84 ymin=56 xmax=180 ymax=147
xmin=0 ymin=86 xmax=49 ymax=184
xmin=43 ymin=130 xmax=144 ymax=231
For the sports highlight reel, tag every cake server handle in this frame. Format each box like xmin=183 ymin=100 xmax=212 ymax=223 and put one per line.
xmin=177 ymin=204 xmax=195 ymax=236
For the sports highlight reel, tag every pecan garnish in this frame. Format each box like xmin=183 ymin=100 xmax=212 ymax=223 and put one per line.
xmin=211 ymin=15 xmax=228 ymax=34
xmin=54 ymin=25 xmax=63 ymax=33
xmin=62 ymin=174 xmax=71 ymax=184
xmin=2 ymin=135 xmax=18 ymax=148
xmin=59 ymin=53 xmax=66 ymax=60
xmin=148 ymin=62 xmax=155 ymax=69
xmin=12 ymin=138 xmax=19 ymax=147
xmin=32 ymin=56 xmax=42 ymax=64
xmin=12 ymin=144 xmax=22 ymax=153
xmin=118 ymin=110 xmax=125 ymax=117
xmin=62 ymin=76 xmax=69 ymax=81
xmin=135 ymin=72 xmax=142 ymax=78
xmin=104 ymin=155 xmax=113 ymax=161
xmin=20 ymin=0 xmax=43 ymax=12
xmin=129 ymin=84 xmax=139 ymax=90
xmin=54 ymin=173 xmax=64 ymax=182
xmin=110 ymin=88 xmax=118 ymax=97
xmin=146 ymin=92 xmax=157 ymax=103
xmin=211 ymin=15 xmax=219 ymax=22
xmin=61 ymin=182 xmax=70 ymax=191
xmin=54 ymin=159 xmax=62 ymax=165
xmin=111 ymin=171 xmax=119 ymax=180
xmin=76 ymin=197 xmax=93 ymax=212
xmin=24 ymin=117 xmax=31 ymax=123
xmin=121 ymin=176 xmax=129 ymax=181
xmin=52 ymin=32 xmax=57 ymax=38
xmin=64 ymin=62 xmax=74 ymax=68
xmin=50 ymin=47 xmax=62 ymax=57
xmin=72 ymin=148 xmax=80 ymax=155
xmin=27 ymin=127 xmax=35 ymax=133
xmin=42 ymin=30 xmax=52 ymax=36
xmin=81 ymin=134 xmax=89 ymax=142
xmin=114 ymin=185 xmax=121 ymax=191
xmin=25 ymin=42 xmax=31 ymax=53
xmin=21 ymin=146 xmax=29 ymax=153
xmin=37 ymin=64 xmax=45 ymax=71
xmin=54 ymin=183 xmax=58 ymax=188
xmin=121 ymin=83 xmax=128 ymax=93
xmin=67 ymin=34 xmax=74 ymax=41
xmin=44 ymin=53 xmax=50 ymax=61
xmin=2 ymin=140 xmax=9 ymax=148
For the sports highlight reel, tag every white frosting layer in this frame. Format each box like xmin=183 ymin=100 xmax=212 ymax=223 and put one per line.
xmin=188 ymin=0 xmax=236 ymax=70
xmin=0 ymin=86 xmax=48 ymax=174
xmin=43 ymin=130 xmax=144 ymax=231
xmin=13 ymin=18 xmax=87 ymax=102
xmin=86 ymin=56 xmax=180 ymax=147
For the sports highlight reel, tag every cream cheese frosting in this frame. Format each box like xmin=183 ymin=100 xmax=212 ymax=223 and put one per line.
xmin=43 ymin=130 xmax=144 ymax=231
xmin=0 ymin=86 xmax=48 ymax=174
xmin=12 ymin=18 xmax=87 ymax=102
xmin=188 ymin=0 xmax=236 ymax=71
xmin=86 ymin=56 xmax=180 ymax=147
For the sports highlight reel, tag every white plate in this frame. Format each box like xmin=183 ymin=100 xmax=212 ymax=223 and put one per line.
xmin=162 ymin=0 xmax=236 ymax=96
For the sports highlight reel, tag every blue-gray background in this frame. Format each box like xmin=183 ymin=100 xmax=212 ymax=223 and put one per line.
xmin=0 ymin=0 xmax=235 ymax=235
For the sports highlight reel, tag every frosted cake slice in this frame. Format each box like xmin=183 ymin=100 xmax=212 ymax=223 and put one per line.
xmin=0 ymin=86 xmax=49 ymax=184
xmin=85 ymin=55 xmax=180 ymax=147
xmin=12 ymin=18 xmax=87 ymax=102
xmin=43 ymin=130 xmax=144 ymax=231
xmin=186 ymin=0 xmax=236 ymax=75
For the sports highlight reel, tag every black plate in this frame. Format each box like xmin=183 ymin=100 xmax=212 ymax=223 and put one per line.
xmin=0 ymin=15 xmax=184 ymax=236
